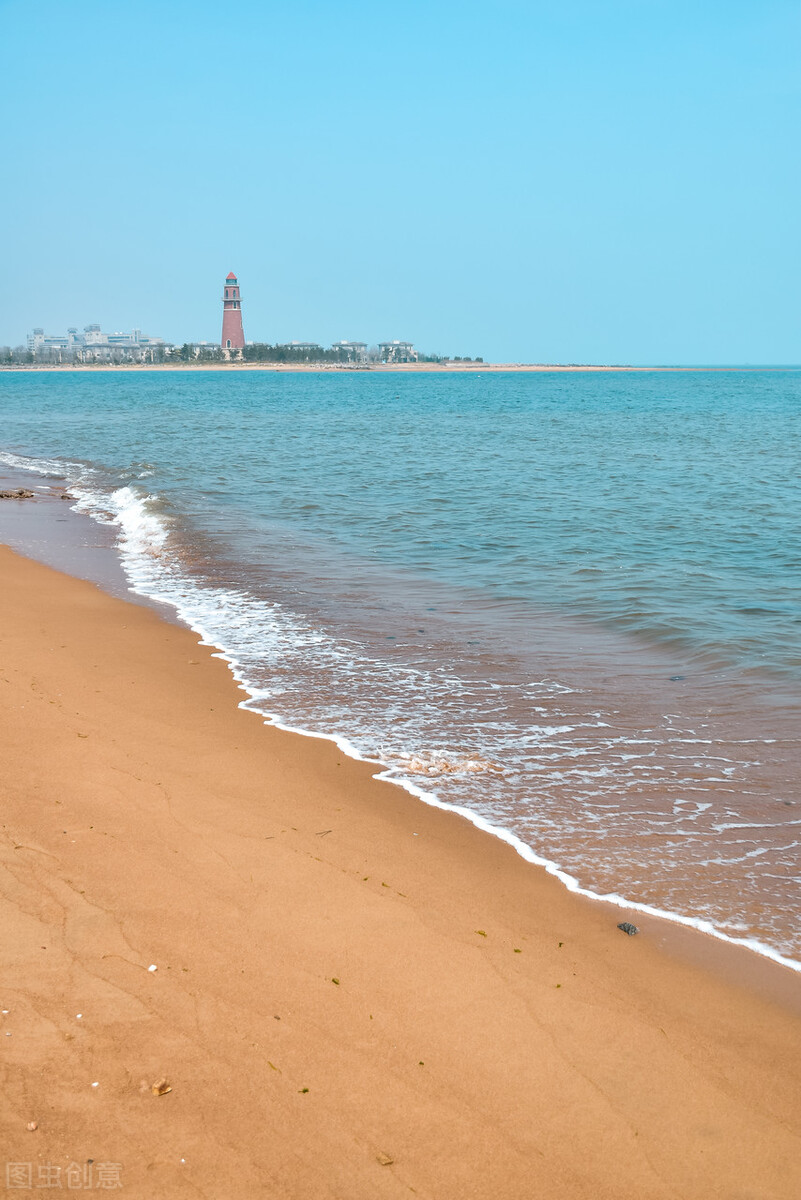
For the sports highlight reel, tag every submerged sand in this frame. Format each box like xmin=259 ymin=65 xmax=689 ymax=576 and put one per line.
xmin=1 ymin=545 xmax=799 ymax=1197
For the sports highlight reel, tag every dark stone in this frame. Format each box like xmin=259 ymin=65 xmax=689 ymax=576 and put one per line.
xmin=617 ymin=921 xmax=639 ymax=936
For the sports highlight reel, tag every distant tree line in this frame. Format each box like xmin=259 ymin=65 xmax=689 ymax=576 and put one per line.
xmin=0 ymin=343 xmax=484 ymax=367
xmin=1 ymin=346 xmax=36 ymax=364
xmin=240 ymin=343 xmax=358 ymax=363
xmin=233 ymin=346 xmax=482 ymax=364
xmin=0 ymin=344 xmax=172 ymax=365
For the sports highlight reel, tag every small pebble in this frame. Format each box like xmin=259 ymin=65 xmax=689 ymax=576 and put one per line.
xmin=148 ymin=964 xmax=158 ymax=972
xmin=617 ymin=921 xmax=639 ymax=936
xmin=91 ymin=1082 xmax=99 ymax=1088
xmin=27 ymin=1121 xmax=38 ymax=1132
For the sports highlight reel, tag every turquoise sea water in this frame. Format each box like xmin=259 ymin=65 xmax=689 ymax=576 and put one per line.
xmin=1 ymin=369 xmax=800 ymax=965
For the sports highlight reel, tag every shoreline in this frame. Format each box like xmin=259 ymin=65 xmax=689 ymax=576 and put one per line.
xmin=1 ymin=541 xmax=800 ymax=1195
xmin=126 ymin=598 xmax=801 ymax=980
xmin=2 ymin=361 xmax=799 ymax=373
xmin=2 ymin=458 xmax=801 ymax=978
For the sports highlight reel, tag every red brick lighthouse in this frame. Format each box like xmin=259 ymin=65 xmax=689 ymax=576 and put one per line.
xmin=221 ymin=271 xmax=245 ymax=351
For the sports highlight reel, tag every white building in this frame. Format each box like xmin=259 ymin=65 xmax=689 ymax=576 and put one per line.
xmin=27 ymin=324 xmax=169 ymax=361
xmin=332 ymin=340 xmax=368 ymax=363
xmin=379 ymin=340 xmax=418 ymax=363
xmin=27 ymin=328 xmax=74 ymax=353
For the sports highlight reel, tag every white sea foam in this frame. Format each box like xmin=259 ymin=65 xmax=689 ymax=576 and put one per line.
xmin=2 ymin=447 xmax=800 ymax=974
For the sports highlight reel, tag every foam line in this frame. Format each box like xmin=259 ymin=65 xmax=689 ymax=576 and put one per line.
xmin=2 ymin=448 xmax=800 ymax=975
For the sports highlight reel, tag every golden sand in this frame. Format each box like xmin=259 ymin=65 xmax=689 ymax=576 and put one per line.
xmin=1 ymin=546 xmax=799 ymax=1197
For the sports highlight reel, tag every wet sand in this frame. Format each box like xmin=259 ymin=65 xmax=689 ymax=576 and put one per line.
xmin=1 ymin=544 xmax=800 ymax=1198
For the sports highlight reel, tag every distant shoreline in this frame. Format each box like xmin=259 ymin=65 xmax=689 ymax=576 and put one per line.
xmin=0 ymin=361 xmax=794 ymax=373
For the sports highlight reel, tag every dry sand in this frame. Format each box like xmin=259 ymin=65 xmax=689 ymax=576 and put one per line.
xmin=1 ymin=545 xmax=800 ymax=1198
xmin=2 ymin=362 xmax=623 ymax=374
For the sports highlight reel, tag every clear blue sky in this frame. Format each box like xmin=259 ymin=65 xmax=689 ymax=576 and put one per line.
xmin=1 ymin=0 xmax=798 ymax=363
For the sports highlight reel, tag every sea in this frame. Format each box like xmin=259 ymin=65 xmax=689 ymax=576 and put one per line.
xmin=1 ymin=368 xmax=800 ymax=970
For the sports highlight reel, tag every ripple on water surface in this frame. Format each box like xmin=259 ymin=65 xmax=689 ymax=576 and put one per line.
xmin=0 ymin=367 xmax=800 ymax=967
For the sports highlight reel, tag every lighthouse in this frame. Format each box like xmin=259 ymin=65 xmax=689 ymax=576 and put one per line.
xmin=221 ymin=271 xmax=245 ymax=350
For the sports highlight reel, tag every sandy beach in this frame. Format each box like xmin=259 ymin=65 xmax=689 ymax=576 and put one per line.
xmin=0 ymin=362 xmax=788 ymax=373
xmin=4 ymin=362 xmax=629 ymax=374
xmin=1 ymin=543 xmax=800 ymax=1197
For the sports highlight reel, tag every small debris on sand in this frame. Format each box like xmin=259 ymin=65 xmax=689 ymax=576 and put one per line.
xmin=0 ymin=489 xmax=35 ymax=500
xmin=26 ymin=1121 xmax=38 ymax=1132
xmin=376 ymin=1152 xmax=394 ymax=1166
xmin=617 ymin=922 xmax=639 ymax=936
xmin=151 ymin=1078 xmax=172 ymax=1097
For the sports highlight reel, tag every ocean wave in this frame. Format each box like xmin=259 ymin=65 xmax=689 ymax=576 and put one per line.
xmin=2 ymin=446 xmax=800 ymax=974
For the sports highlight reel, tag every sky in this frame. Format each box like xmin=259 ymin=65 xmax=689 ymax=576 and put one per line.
xmin=1 ymin=0 xmax=799 ymax=363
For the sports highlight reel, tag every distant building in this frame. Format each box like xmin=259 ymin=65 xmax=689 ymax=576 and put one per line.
xmin=80 ymin=326 xmax=167 ymax=361
xmin=221 ymin=271 xmax=245 ymax=350
xmin=27 ymin=328 xmax=71 ymax=353
xmin=332 ymin=340 xmax=368 ymax=363
xmin=279 ymin=341 xmax=323 ymax=357
xmin=379 ymin=340 xmax=418 ymax=363
xmin=27 ymin=324 xmax=168 ymax=361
